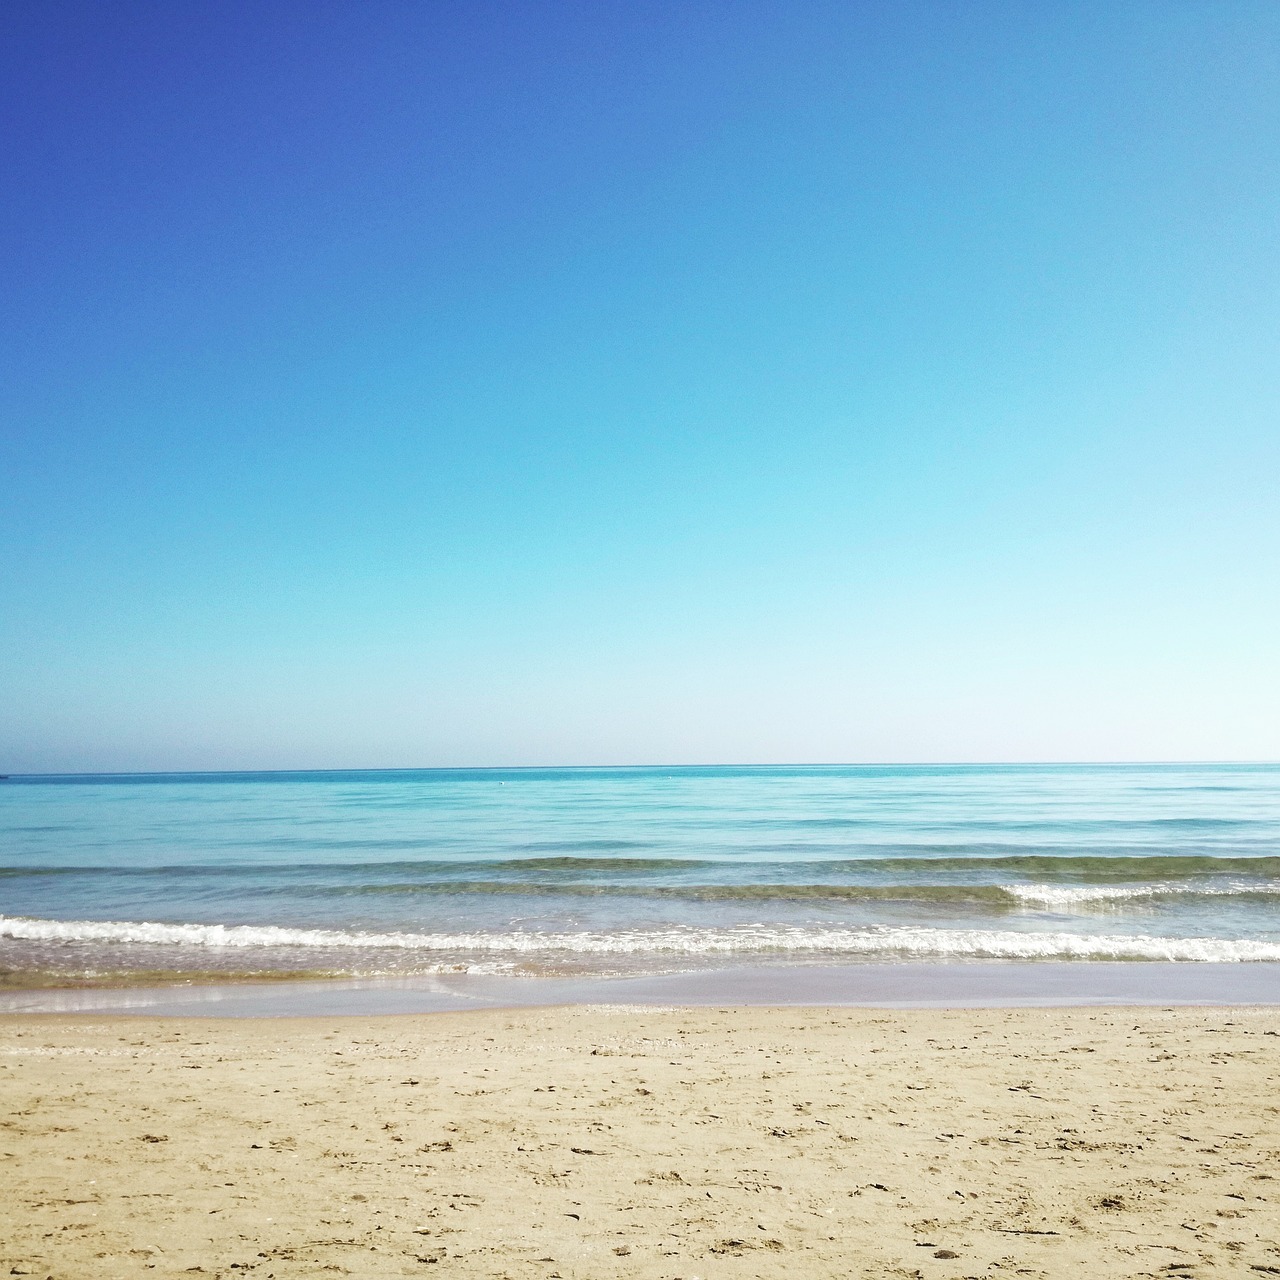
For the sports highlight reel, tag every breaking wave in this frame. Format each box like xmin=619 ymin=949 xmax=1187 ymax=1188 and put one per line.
xmin=3 ymin=915 xmax=1278 ymax=963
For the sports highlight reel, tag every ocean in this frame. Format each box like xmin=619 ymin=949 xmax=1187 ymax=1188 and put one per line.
xmin=2 ymin=763 xmax=1279 ymax=984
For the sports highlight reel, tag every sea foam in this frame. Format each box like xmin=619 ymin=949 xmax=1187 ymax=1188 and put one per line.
xmin=3 ymin=915 xmax=1278 ymax=964
xmin=1002 ymin=882 xmax=1278 ymax=907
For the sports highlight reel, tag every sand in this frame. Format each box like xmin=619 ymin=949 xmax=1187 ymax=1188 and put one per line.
xmin=2 ymin=1005 xmax=1278 ymax=1279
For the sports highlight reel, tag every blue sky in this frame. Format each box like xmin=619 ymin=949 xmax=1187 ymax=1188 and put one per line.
xmin=2 ymin=1 xmax=1278 ymax=770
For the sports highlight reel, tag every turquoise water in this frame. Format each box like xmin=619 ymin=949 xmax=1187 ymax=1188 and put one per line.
xmin=2 ymin=764 xmax=1279 ymax=978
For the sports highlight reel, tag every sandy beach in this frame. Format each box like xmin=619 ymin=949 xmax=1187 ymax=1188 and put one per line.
xmin=2 ymin=1005 xmax=1278 ymax=1279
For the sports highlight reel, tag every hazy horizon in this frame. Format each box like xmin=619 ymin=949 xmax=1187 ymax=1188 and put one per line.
xmin=7 ymin=760 xmax=1280 ymax=779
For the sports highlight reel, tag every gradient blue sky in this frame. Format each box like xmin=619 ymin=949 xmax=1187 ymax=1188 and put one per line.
xmin=2 ymin=1 xmax=1278 ymax=770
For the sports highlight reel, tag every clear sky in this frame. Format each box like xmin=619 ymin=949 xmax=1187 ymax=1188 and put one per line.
xmin=2 ymin=1 xmax=1278 ymax=771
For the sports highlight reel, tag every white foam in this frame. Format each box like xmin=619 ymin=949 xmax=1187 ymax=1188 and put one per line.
xmin=2 ymin=915 xmax=1279 ymax=963
xmin=1005 ymin=882 xmax=1277 ymax=907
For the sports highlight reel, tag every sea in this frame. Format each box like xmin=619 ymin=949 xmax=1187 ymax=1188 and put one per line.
xmin=2 ymin=763 xmax=1279 ymax=990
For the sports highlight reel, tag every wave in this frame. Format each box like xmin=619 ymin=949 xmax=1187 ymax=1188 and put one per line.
xmin=278 ymin=879 xmax=1280 ymax=908
xmin=3 ymin=916 xmax=1278 ymax=963
xmin=4 ymin=853 xmax=1280 ymax=882
xmin=1005 ymin=883 xmax=1280 ymax=906
xmin=304 ymin=880 xmax=1028 ymax=902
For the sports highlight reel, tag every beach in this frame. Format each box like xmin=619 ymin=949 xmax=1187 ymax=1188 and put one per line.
xmin=8 ymin=1 xmax=1279 ymax=1272
xmin=3 ymin=1003 xmax=1278 ymax=1278
xmin=4 ymin=767 xmax=1279 ymax=1275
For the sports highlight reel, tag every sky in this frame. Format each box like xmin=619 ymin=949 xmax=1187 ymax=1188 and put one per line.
xmin=2 ymin=1 xmax=1278 ymax=771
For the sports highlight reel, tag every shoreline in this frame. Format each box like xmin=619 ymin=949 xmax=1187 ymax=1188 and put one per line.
xmin=4 ymin=958 xmax=1279 ymax=1016
xmin=3 ymin=1003 xmax=1277 ymax=1277
xmin=0 ymin=966 xmax=342 ymax=991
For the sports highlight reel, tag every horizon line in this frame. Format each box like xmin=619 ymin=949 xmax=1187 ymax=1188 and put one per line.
xmin=4 ymin=759 xmax=1279 ymax=780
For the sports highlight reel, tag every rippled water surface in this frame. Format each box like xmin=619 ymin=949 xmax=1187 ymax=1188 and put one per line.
xmin=2 ymin=764 xmax=1278 ymax=977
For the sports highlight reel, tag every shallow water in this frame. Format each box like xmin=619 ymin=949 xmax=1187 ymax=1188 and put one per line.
xmin=2 ymin=764 xmax=1279 ymax=979
xmin=3 ymin=961 xmax=1279 ymax=1017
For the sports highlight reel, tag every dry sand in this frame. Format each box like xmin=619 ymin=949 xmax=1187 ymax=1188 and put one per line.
xmin=1 ymin=1005 xmax=1278 ymax=1279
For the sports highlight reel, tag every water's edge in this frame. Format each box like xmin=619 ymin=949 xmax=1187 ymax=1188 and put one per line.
xmin=3 ymin=960 xmax=1278 ymax=1017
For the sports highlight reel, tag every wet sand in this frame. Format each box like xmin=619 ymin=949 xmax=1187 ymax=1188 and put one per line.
xmin=4 ymin=959 xmax=1280 ymax=1016
xmin=2 ymin=1005 xmax=1278 ymax=1279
